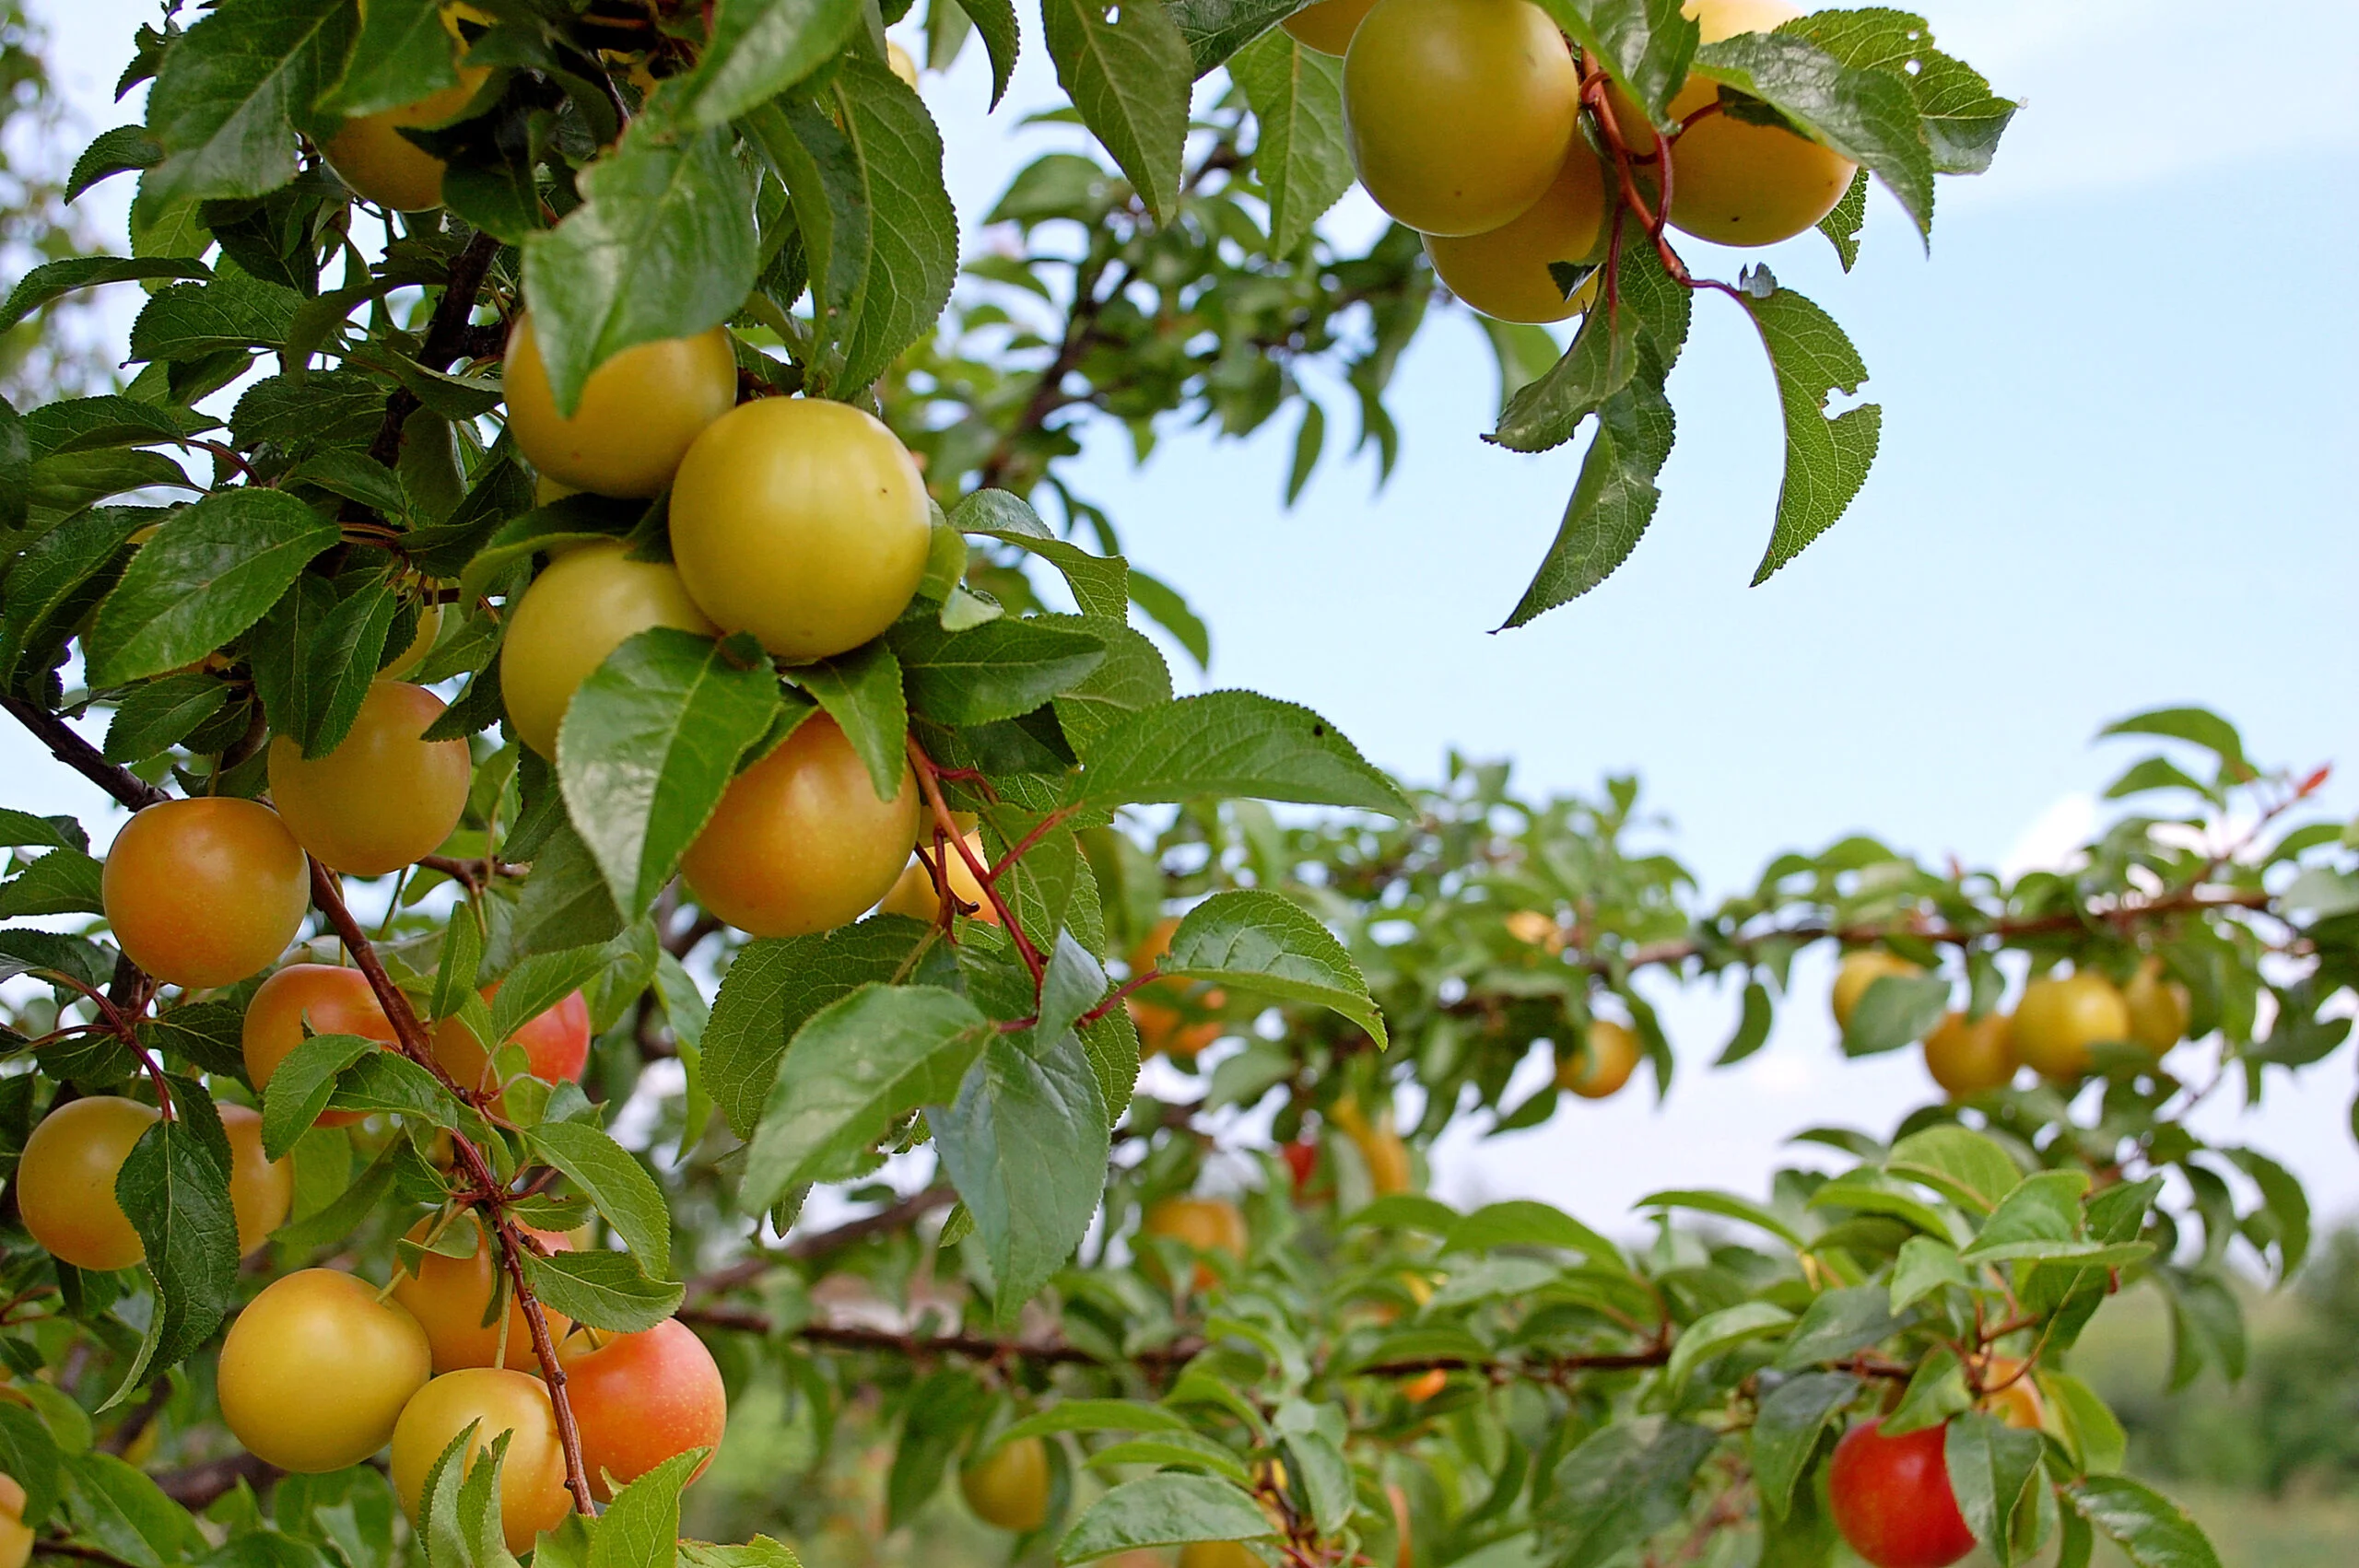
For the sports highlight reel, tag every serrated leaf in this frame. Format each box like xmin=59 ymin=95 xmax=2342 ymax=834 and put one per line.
xmin=525 ymin=1122 xmax=675 ymax=1279
xmin=1887 ymin=1235 xmax=1969 ymax=1313
xmin=932 ymin=1022 xmax=1109 ymax=1316
xmin=0 ymin=850 xmax=104 ymax=918
xmin=1742 ymin=285 xmax=1882 ymax=585
xmin=1041 ymin=0 xmax=1192 ymax=225
xmin=1752 ymin=1372 xmax=1857 ymax=1517
xmin=1662 ymin=1302 xmax=1793 ymax=1395
xmin=316 ymin=0 xmax=460 ymax=118
xmin=700 ymin=919 xmax=932 ymax=1137
xmin=1537 ymin=1419 xmax=1717 ymax=1568
xmin=1066 ymin=690 xmax=1403 ymax=814
xmin=100 ymin=672 xmax=230 ymax=763
xmin=1691 ymin=32 xmax=1935 ymax=237
xmin=824 ymin=63 xmax=960 ymax=393
xmin=0 ymin=257 xmax=211 ymax=333
xmin=86 ymin=488 xmax=340 ymax=686
xmin=260 ymin=1032 xmax=386 ymax=1160
xmin=68 ymin=126 xmax=167 ymax=204
xmin=2063 ymin=1476 xmax=2220 ymax=1568
xmin=665 ymin=0 xmax=865 ymax=128
xmin=1960 ymin=1169 xmax=2087 ymax=1264
xmin=1775 ymin=1287 xmax=1908 ymax=1371
xmin=893 ymin=614 xmax=1106 ymax=727
xmin=521 ymin=124 xmax=756 ymax=417
xmin=1168 ymin=0 xmax=1297 ymax=76
xmin=740 ymin=984 xmax=990 ymax=1211
xmin=1816 ymin=166 xmax=1868 ymax=269
xmin=954 ymin=490 xmax=1129 ymax=617
xmin=1887 ymin=1125 xmax=2022 ymax=1213
xmin=1160 ymin=888 xmax=1383 ymax=1047
xmin=1945 ymin=1412 xmax=2045 ymax=1562
xmin=1058 ymin=1473 xmax=1274 ymax=1563
xmin=143 ymin=0 xmax=355 ymax=206
xmin=1229 ymin=33 xmax=1350 ymax=256
xmin=558 ymin=626 xmax=778 ymax=922
xmin=521 ymin=1250 xmax=686 ymax=1336
xmin=109 ymin=1115 xmax=240 ymax=1408
xmin=1500 ymin=336 xmax=1678 ymax=623
xmin=794 ymin=640 xmax=906 ymax=802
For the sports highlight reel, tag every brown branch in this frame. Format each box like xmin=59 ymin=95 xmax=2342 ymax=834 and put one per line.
xmin=306 ymin=862 xmax=597 ymax=1515
xmin=366 ymin=229 xmax=502 ymax=469
xmin=680 ymin=1310 xmax=1202 ymax=1371
xmin=151 ymin=1450 xmax=282 ymax=1509
xmin=0 ymin=695 xmax=165 ymax=811
xmin=908 ymin=737 xmax=1042 ymax=982
xmin=686 ymin=1184 xmax=959 ymax=1298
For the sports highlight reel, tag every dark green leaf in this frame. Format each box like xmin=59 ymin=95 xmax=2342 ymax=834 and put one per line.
xmin=109 ymin=1115 xmax=240 ymax=1408
xmin=521 ymin=125 xmax=757 ymax=417
xmin=1946 ymin=1413 xmax=2047 ymax=1563
xmin=85 ymin=487 xmax=340 ymax=686
xmin=740 ymin=984 xmax=991 ymax=1211
xmin=68 ymin=126 xmax=167 ymax=204
xmin=701 ymin=919 xmax=931 ymax=1138
xmin=894 ymin=614 xmax=1106 ymax=727
xmin=1058 ymin=1473 xmax=1274 ymax=1562
xmin=0 ymin=849 xmax=104 ymax=919
xmin=1753 ymin=1373 xmax=1857 ymax=1516
xmin=1 ymin=257 xmax=211 ymax=333
xmin=794 ymin=639 xmax=906 ymax=802
xmin=1841 ymin=972 xmax=1950 ymax=1057
xmin=1066 ymin=690 xmax=1403 ymax=813
xmin=1741 ymin=283 xmax=1883 ymax=585
xmin=524 ymin=1121 xmax=675 ymax=1278
xmin=1775 ymin=1287 xmax=1908 ymax=1371
xmin=317 ymin=0 xmax=461 ymax=119
xmin=1041 ymin=0 xmax=1192 ymax=224
xmin=559 ymin=627 xmax=778 ymax=922
xmin=1167 ymin=0 xmax=1298 ymax=77
xmin=143 ymin=0 xmax=355 ymax=205
xmin=261 ymin=1032 xmax=386 ymax=1161
xmin=1691 ymin=33 xmax=1935 ymax=236
xmin=1538 ymin=1419 xmax=1717 ymax=1568
xmin=100 ymin=673 xmax=230 ymax=763
xmin=521 ymin=1249 xmax=686 ymax=1336
xmin=665 ymin=0 xmax=866 ymax=128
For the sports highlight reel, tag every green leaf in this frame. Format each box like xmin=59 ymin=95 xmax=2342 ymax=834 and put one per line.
xmin=954 ymin=490 xmax=1130 ymax=618
xmin=128 ymin=269 xmax=301 ymax=362
xmin=1160 ymin=889 xmax=1383 ymax=1047
xmin=740 ymin=984 xmax=991 ymax=1211
xmin=85 ymin=488 xmax=340 ymax=687
xmin=1066 ymin=690 xmax=1403 ymax=814
xmin=1499 ymin=337 xmax=1678 ymax=623
xmin=316 ymin=0 xmax=460 ymax=118
xmin=1532 ymin=0 xmax=1696 ymax=129
xmin=1888 ymin=1235 xmax=1969 ymax=1314
xmin=558 ymin=626 xmax=778 ymax=922
xmin=1690 ymin=33 xmax=1935 ymax=238
xmin=823 ymin=62 xmax=961 ymax=394
xmin=1780 ymin=10 xmax=2016 ymax=174
xmin=894 ymin=610 xmax=1107 ymax=727
xmin=1167 ymin=0 xmax=1299 ymax=76
xmin=143 ymin=0 xmax=354 ymax=205
xmin=1775 ymin=1287 xmax=1908 ymax=1372
xmin=1058 ymin=1473 xmax=1275 ymax=1563
xmin=2064 ymin=1477 xmax=2220 ymax=1568
xmin=288 ymin=578 xmax=405 ymax=757
xmin=1273 ymin=1401 xmax=1350 ymax=1535
xmin=1742 ymin=283 xmax=1883 ymax=586
xmin=2097 ymin=708 xmax=2250 ymax=781
xmin=0 ymin=257 xmax=211 ymax=333
xmin=1637 ymin=1188 xmax=1805 ymax=1250
xmin=1488 ymin=241 xmax=1689 ymax=456
xmin=948 ymin=0 xmax=1021 ymax=105
xmin=1945 ymin=1412 xmax=2046 ymax=1562
xmin=1537 ymin=1419 xmax=1718 ymax=1568
xmin=885 ymin=1367 xmax=990 ymax=1529
xmin=1715 ymin=980 xmax=1775 ymax=1066
xmin=110 ymin=1115 xmax=240 ymax=1408
xmin=61 ymin=1451 xmax=209 ymax=1565
xmin=701 ymin=919 xmax=932 ymax=1138
xmin=521 ymin=124 xmax=757 ymax=417
xmin=0 ymin=507 xmax=147 ymax=679
xmin=1086 ymin=1433 xmax=1252 ymax=1485
xmin=1881 ymin=1347 xmax=1970 ymax=1437
xmin=67 ymin=125 xmax=167 ymax=204
xmin=1960 ymin=1169 xmax=2087 ymax=1264
xmin=101 ymin=671 xmax=230 ymax=763
xmin=1816 ymin=166 xmax=1869 ymax=270
xmin=524 ymin=1122 xmax=675 ymax=1279
xmin=0 ymin=1404 xmax=63 ymax=1527
xmin=1126 ymin=567 xmax=1209 ymax=668
xmin=521 ymin=1250 xmax=686 ymax=1336
xmin=665 ymin=0 xmax=865 ymax=128
xmin=324 ymin=1051 xmax=462 ymax=1125
xmin=1229 ymin=34 xmax=1351 ymax=257
xmin=785 ymin=642 xmax=902 ymax=803
xmin=260 ymin=1032 xmax=386 ymax=1161
xmin=1841 ymin=971 xmax=1949 ymax=1057
xmin=416 ymin=1418 xmax=514 ymax=1568
xmin=590 ymin=1449 xmax=702 ymax=1568
xmin=1048 ymin=616 xmax=1173 ymax=751
xmin=1807 ymin=1169 xmax=1955 ymax=1241
xmin=1000 ymin=1400 xmax=1192 ymax=1443
xmin=2043 ymin=1370 xmax=2127 ymax=1476
xmin=487 ymin=945 xmax=609 ymax=1047
xmin=932 ymin=1022 xmax=1110 ymax=1315
xmin=1661 ymin=1302 xmax=1793 ymax=1395
xmin=1752 ymin=1372 xmax=1857 ymax=1517
xmin=1041 ymin=0 xmax=1193 ymax=225
xmin=0 ymin=850 xmax=105 ymax=919
xmin=1887 ymin=1125 xmax=2022 ymax=1213
xmin=1441 ymin=1200 xmax=1624 ymax=1267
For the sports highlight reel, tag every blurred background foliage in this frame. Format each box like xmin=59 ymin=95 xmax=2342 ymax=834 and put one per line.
xmin=0 ymin=0 xmax=109 ymax=404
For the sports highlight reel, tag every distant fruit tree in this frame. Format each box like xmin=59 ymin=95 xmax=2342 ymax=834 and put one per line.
xmin=1 ymin=6 xmax=2353 ymax=1568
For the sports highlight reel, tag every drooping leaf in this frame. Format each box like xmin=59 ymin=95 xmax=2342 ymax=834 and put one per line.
xmin=1160 ymin=888 xmax=1384 ymax=1047
xmin=663 ymin=0 xmax=865 ymax=128
xmin=1691 ymin=32 xmax=1937 ymax=237
xmin=740 ymin=985 xmax=991 ymax=1211
xmin=1228 ymin=33 xmax=1351 ymax=257
xmin=142 ymin=0 xmax=354 ymax=205
xmin=316 ymin=0 xmax=461 ymax=119
xmin=701 ymin=919 xmax=933 ymax=1138
xmin=1040 ymin=0 xmax=1193 ymax=225
xmin=1058 ymin=1473 xmax=1275 ymax=1563
xmin=109 ymin=1113 xmax=241 ymax=1408
xmin=521 ymin=124 xmax=757 ymax=417
xmin=85 ymin=488 xmax=340 ymax=687
xmin=1741 ymin=282 xmax=1883 ymax=586
xmin=558 ymin=627 xmax=778 ymax=922
xmin=525 ymin=1122 xmax=675 ymax=1279
xmin=1752 ymin=1373 xmax=1858 ymax=1517
xmin=521 ymin=1250 xmax=686 ymax=1336
xmin=0 ymin=257 xmax=212 ymax=333
xmin=1536 ymin=1419 xmax=1718 ymax=1568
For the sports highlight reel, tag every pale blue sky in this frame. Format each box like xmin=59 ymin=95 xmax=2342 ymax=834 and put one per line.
xmin=14 ymin=0 xmax=2358 ymax=1228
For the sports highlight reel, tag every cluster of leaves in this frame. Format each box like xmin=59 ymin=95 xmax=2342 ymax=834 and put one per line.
xmin=0 ymin=4 xmax=2343 ymax=1568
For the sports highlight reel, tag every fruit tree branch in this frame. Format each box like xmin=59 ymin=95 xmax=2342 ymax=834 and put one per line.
xmin=0 ymin=695 xmax=166 ymax=812
xmin=367 ymin=229 xmax=503 ymax=469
